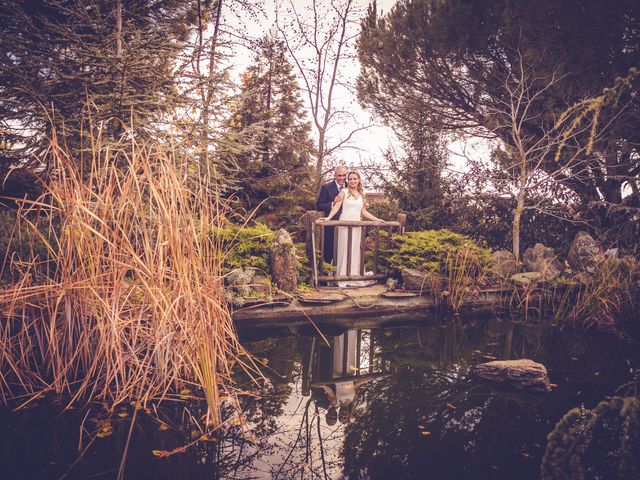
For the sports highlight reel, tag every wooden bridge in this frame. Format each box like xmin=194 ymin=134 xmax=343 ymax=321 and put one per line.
xmin=305 ymin=211 xmax=407 ymax=288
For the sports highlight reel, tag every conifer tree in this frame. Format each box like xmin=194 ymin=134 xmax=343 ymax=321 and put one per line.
xmin=0 ymin=0 xmax=195 ymax=173
xmin=229 ymin=36 xmax=314 ymax=227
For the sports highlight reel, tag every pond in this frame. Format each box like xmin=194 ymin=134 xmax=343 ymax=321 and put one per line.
xmin=1 ymin=315 xmax=639 ymax=479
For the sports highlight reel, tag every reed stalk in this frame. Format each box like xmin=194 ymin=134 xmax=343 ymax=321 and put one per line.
xmin=0 ymin=125 xmax=249 ymax=426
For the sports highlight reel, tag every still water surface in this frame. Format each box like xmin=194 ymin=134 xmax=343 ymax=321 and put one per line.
xmin=1 ymin=316 xmax=638 ymax=479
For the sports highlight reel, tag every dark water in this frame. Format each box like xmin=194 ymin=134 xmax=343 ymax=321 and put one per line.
xmin=1 ymin=316 xmax=639 ymax=480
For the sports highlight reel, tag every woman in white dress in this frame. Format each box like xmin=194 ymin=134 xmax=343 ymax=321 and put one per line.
xmin=319 ymin=171 xmax=385 ymax=287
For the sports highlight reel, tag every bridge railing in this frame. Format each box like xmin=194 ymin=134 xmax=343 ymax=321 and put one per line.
xmin=305 ymin=211 xmax=406 ymax=287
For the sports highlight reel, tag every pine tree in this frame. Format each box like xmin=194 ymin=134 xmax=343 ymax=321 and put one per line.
xmin=229 ymin=37 xmax=314 ymax=227
xmin=0 ymin=0 xmax=195 ymax=173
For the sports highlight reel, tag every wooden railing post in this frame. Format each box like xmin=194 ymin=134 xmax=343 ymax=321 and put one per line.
xmin=306 ymin=210 xmax=318 ymax=264
xmin=396 ymin=213 xmax=407 ymax=234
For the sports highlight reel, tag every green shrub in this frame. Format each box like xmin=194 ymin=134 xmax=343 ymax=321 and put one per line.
xmin=219 ymin=222 xmax=276 ymax=272
xmin=217 ymin=222 xmax=310 ymax=286
xmin=378 ymin=229 xmax=492 ymax=275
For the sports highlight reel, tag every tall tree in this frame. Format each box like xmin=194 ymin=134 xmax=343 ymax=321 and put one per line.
xmin=228 ymin=36 xmax=314 ymax=226
xmin=358 ymin=0 xmax=640 ymax=244
xmin=276 ymin=0 xmax=369 ymax=190
xmin=0 ymin=0 xmax=194 ymax=173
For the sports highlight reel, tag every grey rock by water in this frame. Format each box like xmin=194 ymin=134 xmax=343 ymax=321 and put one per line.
xmin=474 ymin=359 xmax=551 ymax=392
xmin=270 ymin=229 xmax=297 ymax=293
xmin=522 ymin=243 xmax=562 ymax=280
xmin=567 ymin=231 xmax=604 ymax=274
xmin=491 ymin=250 xmax=517 ymax=279
xmin=401 ymin=268 xmax=444 ymax=293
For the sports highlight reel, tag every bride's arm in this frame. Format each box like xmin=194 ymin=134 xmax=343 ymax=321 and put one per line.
xmin=361 ymin=207 xmax=383 ymax=223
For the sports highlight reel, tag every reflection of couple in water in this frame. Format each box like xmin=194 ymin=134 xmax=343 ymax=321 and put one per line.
xmin=308 ymin=329 xmax=385 ymax=425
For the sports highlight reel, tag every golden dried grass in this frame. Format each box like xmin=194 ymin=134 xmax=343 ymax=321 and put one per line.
xmin=0 ymin=125 xmax=252 ymax=426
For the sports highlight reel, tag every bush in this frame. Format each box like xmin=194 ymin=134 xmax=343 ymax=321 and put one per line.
xmin=218 ymin=222 xmax=310 ymax=286
xmin=378 ymin=229 xmax=492 ymax=275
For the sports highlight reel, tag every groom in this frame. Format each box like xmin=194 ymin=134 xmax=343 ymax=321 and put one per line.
xmin=315 ymin=166 xmax=347 ymax=263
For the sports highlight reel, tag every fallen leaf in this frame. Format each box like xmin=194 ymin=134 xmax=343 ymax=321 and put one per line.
xmin=446 ymin=403 xmax=457 ymax=410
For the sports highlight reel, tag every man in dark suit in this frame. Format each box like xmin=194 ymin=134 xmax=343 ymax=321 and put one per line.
xmin=316 ymin=166 xmax=347 ymax=263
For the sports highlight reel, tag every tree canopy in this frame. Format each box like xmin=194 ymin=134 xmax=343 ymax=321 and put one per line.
xmin=358 ymin=0 xmax=640 ymax=240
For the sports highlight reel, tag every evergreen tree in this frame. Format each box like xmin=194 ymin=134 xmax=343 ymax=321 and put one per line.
xmin=358 ymin=0 xmax=640 ymax=243
xmin=0 ymin=0 xmax=195 ymax=173
xmin=229 ymin=37 xmax=314 ymax=227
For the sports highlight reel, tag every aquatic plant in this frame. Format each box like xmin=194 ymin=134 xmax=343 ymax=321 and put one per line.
xmin=0 ymin=124 xmax=255 ymax=426
xmin=445 ymin=244 xmax=490 ymax=313
xmin=550 ymin=256 xmax=639 ymax=330
xmin=541 ymin=396 xmax=640 ymax=480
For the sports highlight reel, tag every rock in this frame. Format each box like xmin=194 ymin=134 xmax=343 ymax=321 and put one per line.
xmin=474 ymin=359 xmax=551 ymax=392
xmin=522 ymin=243 xmax=562 ymax=280
xmin=270 ymin=229 xmax=297 ymax=292
xmin=401 ymin=268 xmax=444 ymax=293
xmin=385 ymin=277 xmax=398 ymax=291
xmin=510 ymin=271 xmax=543 ymax=286
xmin=251 ymin=274 xmax=272 ymax=294
xmin=491 ymin=250 xmax=517 ymax=279
xmin=567 ymin=231 xmax=604 ymax=274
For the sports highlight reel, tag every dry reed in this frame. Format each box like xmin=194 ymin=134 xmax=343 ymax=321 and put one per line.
xmin=0 ymin=125 xmax=251 ymax=426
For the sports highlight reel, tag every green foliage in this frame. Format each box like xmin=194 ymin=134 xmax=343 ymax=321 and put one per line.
xmin=0 ymin=0 xmax=196 ymax=170
xmin=220 ymin=223 xmax=276 ymax=273
xmin=219 ymin=222 xmax=310 ymax=286
xmin=227 ymin=36 xmax=315 ymax=228
xmin=542 ymin=396 xmax=640 ymax=480
xmin=378 ymin=229 xmax=492 ymax=275
xmin=358 ymin=0 xmax=640 ymax=246
xmin=366 ymin=200 xmax=402 ymax=224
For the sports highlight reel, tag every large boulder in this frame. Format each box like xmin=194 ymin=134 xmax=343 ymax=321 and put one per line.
xmin=491 ymin=250 xmax=517 ymax=279
xmin=401 ymin=268 xmax=444 ymax=293
xmin=567 ymin=231 xmax=604 ymax=274
xmin=474 ymin=359 xmax=551 ymax=392
xmin=522 ymin=243 xmax=562 ymax=280
xmin=270 ymin=229 xmax=297 ymax=292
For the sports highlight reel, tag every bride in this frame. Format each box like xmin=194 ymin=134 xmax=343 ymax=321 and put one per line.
xmin=319 ymin=170 xmax=385 ymax=287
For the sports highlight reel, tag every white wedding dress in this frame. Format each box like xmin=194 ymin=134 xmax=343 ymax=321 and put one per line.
xmin=336 ymin=190 xmax=367 ymax=287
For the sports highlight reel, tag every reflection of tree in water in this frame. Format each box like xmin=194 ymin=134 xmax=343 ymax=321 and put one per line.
xmin=341 ymin=323 xmax=569 ymax=480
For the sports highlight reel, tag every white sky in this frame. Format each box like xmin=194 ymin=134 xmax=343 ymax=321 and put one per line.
xmin=225 ymin=0 xmax=489 ymax=181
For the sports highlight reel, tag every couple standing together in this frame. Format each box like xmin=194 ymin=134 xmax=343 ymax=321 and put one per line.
xmin=315 ymin=166 xmax=386 ymax=288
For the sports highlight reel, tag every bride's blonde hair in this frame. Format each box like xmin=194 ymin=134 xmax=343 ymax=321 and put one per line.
xmin=346 ymin=170 xmax=366 ymax=201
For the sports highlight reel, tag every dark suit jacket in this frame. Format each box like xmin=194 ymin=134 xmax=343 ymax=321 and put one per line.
xmin=316 ymin=181 xmax=342 ymax=219
xmin=316 ymin=181 xmax=343 ymax=264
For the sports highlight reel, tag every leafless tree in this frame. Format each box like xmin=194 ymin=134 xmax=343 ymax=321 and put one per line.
xmin=482 ymin=51 xmax=599 ymax=261
xmin=276 ymin=0 xmax=371 ymax=191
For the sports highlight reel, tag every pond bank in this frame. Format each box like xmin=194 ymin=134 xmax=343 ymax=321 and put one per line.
xmin=232 ymin=284 xmax=510 ymax=332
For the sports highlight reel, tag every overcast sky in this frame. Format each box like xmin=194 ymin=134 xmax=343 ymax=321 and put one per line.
xmin=226 ymin=0 xmax=489 ymax=182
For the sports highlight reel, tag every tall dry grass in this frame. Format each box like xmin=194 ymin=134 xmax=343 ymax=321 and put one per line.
xmin=0 ymin=125 xmax=251 ymax=426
